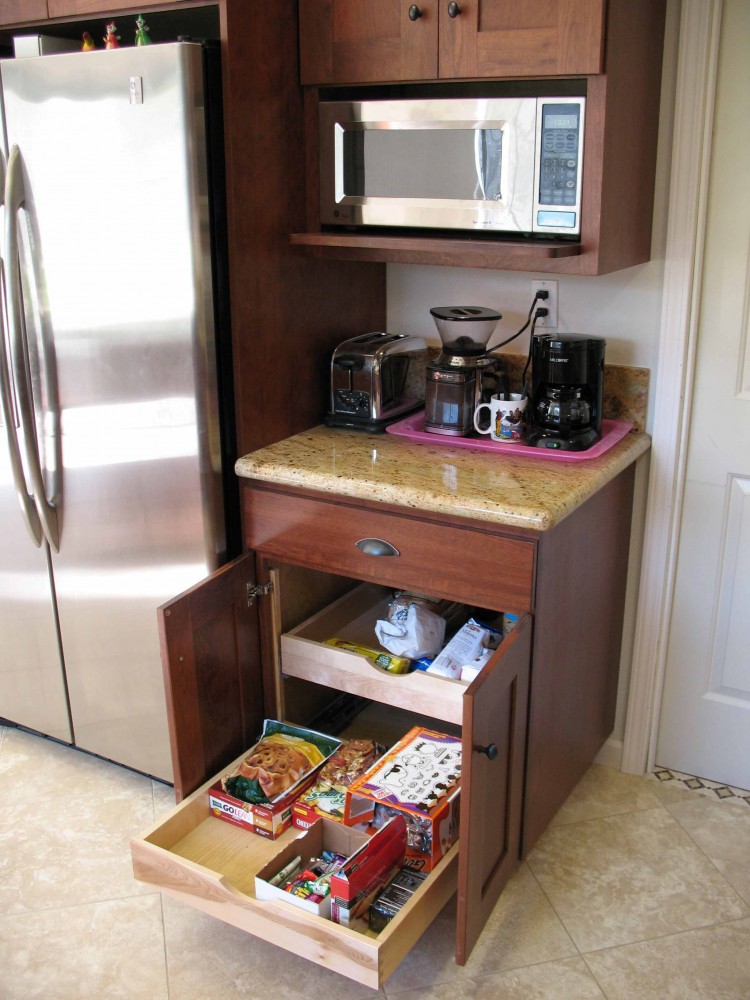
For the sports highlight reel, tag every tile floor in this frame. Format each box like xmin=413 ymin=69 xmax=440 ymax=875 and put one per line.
xmin=1 ymin=724 xmax=749 ymax=1000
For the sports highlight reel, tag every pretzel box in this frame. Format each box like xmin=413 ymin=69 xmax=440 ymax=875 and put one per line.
xmin=209 ymin=720 xmax=341 ymax=839
xmin=346 ymin=727 xmax=462 ymax=872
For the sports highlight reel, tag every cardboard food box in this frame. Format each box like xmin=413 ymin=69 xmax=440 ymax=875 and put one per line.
xmin=292 ymin=738 xmax=385 ymax=830
xmin=255 ymin=815 xmax=407 ymax=925
xmin=346 ymin=726 xmax=462 ymax=872
xmin=209 ymin=720 xmax=341 ymax=839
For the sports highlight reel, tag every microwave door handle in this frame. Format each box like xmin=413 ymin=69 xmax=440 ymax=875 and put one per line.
xmin=4 ymin=144 xmax=60 ymax=552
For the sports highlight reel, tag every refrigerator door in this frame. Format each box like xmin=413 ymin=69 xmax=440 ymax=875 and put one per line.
xmin=0 ymin=44 xmax=226 ymax=780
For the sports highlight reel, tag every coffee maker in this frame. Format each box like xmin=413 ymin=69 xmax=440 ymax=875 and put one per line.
xmin=424 ymin=307 xmax=502 ymax=436
xmin=526 ymin=333 xmax=605 ymax=451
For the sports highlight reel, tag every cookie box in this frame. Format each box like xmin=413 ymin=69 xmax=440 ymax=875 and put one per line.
xmin=255 ymin=815 xmax=407 ymax=925
xmin=346 ymin=726 xmax=462 ymax=872
xmin=209 ymin=720 xmax=341 ymax=839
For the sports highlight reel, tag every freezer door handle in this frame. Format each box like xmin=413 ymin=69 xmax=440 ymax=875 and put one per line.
xmin=4 ymin=144 xmax=60 ymax=551
xmin=0 ymin=149 xmax=44 ymax=547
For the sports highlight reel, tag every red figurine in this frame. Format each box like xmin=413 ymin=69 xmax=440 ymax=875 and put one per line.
xmin=103 ymin=21 xmax=120 ymax=49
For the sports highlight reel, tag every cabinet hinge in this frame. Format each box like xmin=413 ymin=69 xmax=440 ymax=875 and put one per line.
xmin=246 ymin=581 xmax=273 ymax=607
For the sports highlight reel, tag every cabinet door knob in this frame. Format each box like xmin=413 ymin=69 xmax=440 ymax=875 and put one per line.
xmin=447 ymin=1 xmax=461 ymax=17
xmin=408 ymin=4 xmax=422 ymax=20
xmin=477 ymin=743 xmax=498 ymax=760
xmin=355 ymin=537 xmax=400 ymax=557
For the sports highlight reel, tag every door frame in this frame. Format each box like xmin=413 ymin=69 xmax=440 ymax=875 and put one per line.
xmin=621 ymin=0 xmax=724 ymax=773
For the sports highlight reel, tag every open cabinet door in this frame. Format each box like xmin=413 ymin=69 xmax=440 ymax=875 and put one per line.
xmin=158 ymin=552 xmax=265 ymax=801
xmin=456 ymin=615 xmax=532 ymax=963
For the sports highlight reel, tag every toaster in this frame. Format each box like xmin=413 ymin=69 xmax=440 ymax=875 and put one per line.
xmin=325 ymin=332 xmax=427 ymax=432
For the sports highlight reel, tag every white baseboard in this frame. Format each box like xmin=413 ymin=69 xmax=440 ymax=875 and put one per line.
xmin=594 ymin=737 xmax=625 ymax=771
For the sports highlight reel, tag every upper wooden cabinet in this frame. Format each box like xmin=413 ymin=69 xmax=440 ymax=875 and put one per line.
xmin=299 ymin=0 xmax=605 ymax=85
xmin=0 ymin=1 xmax=47 ymax=26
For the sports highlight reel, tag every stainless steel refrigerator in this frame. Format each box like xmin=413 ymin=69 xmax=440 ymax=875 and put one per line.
xmin=0 ymin=42 xmax=235 ymax=782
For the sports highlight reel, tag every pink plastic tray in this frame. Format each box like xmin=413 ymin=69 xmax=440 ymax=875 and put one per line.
xmin=386 ymin=412 xmax=633 ymax=462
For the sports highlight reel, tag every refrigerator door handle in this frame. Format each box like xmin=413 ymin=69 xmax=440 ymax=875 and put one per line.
xmin=4 ymin=144 xmax=60 ymax=552
xmin=0 ymin=148 xmax=44 ymax=547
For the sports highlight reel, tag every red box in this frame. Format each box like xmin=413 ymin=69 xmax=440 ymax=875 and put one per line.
xmin=347 ymin=726 xmax=462 ymax=872
xmin=254 ymin=816 xmax=407 ymax=927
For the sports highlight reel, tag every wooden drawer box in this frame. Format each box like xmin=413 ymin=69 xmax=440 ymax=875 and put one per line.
xmin=282 ymin=581 xmax=477 ymax=726
xmin=244 ymin=486 xmax=535 ymax=613
xmin=131 ymin=747 xmax=459 ymax=989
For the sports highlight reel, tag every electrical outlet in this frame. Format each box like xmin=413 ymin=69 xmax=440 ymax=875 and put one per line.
xmin=531 ymin=279 xmax=558 ymax=328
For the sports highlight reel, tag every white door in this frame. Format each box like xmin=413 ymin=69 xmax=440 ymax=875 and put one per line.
xmin=655 ymin=0 xmax=750 ymax=789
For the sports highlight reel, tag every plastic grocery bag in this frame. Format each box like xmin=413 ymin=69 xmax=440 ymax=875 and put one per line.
xmin=374 ymin=601 xmax=446 ymax=660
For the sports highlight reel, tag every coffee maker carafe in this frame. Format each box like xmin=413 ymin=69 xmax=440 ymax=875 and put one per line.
xmin=526 ymin=333 xmax=605 ymax=451
xmin=424 ymin=307 xmax=502 ymax=436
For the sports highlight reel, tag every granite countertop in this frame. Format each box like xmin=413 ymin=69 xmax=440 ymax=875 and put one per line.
xmin=235 ymin=425 xmax=650 ymax=532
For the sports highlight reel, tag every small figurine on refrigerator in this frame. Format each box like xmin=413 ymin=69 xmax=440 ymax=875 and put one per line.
xmin=103 ymin=21 xmax=120 ymax=49
xmin=134 ymin=15 xmax=152 ymax=46
xmin=81 ymin=31 xmax=95 ymax=52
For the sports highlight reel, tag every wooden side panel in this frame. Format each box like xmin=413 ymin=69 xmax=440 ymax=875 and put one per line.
xmin=440 ymin=0 xmax=605 ymax=79
xmin=299 ymin=0 xmax=437 ymax=85
xmin=221 ymin=0 xmax=385 ymax=461
xmin=523 ymin=464 xmax=636 ymax=853
xmin=456 ymin=615 xmax=531 ymax=963
xmin=158 ymin=553 xmax=265 ymax=801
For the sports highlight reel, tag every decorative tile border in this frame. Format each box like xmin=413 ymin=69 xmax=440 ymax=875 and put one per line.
xmin=649 ymin=766 xmax=750 ymax=806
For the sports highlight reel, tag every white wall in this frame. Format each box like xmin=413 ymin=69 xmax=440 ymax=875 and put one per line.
xmin=384 ymin=0 xmax=681 ymax=752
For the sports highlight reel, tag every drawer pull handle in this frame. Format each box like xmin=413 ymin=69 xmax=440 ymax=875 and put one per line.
xmin=477 ymin=743 xmax=498 ymax=760
xmin=355 ymin=537 xmax=400 ymax=557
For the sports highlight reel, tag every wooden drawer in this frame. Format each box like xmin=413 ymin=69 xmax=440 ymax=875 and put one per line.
xmin=282 ymin=582 xmax=480 ymax=726
xmin=244 ymin=486 xmax=535 ymax=613
xmin=131 ymin=748 xmax=459 ymax=989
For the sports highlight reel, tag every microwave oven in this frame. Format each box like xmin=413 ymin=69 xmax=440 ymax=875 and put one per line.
xmin=319 ymin=96 xmax=585 ymax=237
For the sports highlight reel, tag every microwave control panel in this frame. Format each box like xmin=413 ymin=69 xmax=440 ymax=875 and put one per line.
xmin=534 ymin=99 xmax=584 ymax=235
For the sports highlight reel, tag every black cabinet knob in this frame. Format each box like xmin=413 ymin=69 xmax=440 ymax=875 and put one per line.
xmin=447 ymin=1 xmax=461 ymax=17
xmin=477 ymin=743 xmax=498 ymax=760
xmin=408 ymin=4 xmax=422 ymax=20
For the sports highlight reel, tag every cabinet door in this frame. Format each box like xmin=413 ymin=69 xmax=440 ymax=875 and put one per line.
xmin=158 ymin=553 xmax=266 ymax=801
xmin=46 ymin=0 xmax=172 ymax=14
xmin=440 ymin=0 xmax=605 ymax=79
xmin=456 ymin=614 xmax=531 ymax=963
xmin=0 ymin=1 xmax=46 ymax=24
xmin=299 ymin=0 xmax=437 ymax=84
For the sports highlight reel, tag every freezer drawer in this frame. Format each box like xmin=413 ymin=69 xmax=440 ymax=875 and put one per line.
xmin=131 ymin=747 xmax=459 ymax=989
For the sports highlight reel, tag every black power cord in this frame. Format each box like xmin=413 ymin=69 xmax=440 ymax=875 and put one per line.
xmin=487 ymin=290 xmax=549 ymax=353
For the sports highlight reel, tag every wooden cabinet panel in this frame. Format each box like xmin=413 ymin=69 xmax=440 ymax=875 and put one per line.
xmin=299 ymin=0 xmax=437 ymax=85
xmin=441 ymin=0 xmax=605 ymax=79
xmin=158 ymin=553 xmax=265 ymax=801
xmin=47 ymin=0 xmax=174 ymax=15
xmin=456 ymin=614 xmax=530 ymax=962
xmin=244 ymin=484 xmax=535 ymax=613
xmin=0 ymin=1 xmax=47 ymax=25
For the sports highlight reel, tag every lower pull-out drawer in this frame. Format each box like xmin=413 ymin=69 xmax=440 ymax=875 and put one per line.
xmin=130 ymin=748 xmax=459 ymax=989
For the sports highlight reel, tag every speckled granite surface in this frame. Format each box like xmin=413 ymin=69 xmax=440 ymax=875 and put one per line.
xmin=235 ymin=426 xmax=650 ymax=532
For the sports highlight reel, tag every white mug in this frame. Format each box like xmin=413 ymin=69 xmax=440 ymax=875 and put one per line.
xmin=474 ymin=393 xmax=528 ymax=442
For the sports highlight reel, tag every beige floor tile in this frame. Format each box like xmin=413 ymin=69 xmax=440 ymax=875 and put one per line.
xmin=162 ymin=894 xmax=384 ymax=999
xmin=584 ymin=917 xmax=750 ymax=1000
xmin=664 ymin=794 xmax=750 ymax=905
xmin=384 ymin=957 xmax=606 ymax=1000
xmin=0 ymin=731 xmax=159 ymax=914
xmin=526 ymin=807 xmax=748 ymax=952
xmin=385 ymin=864 xmax=576 ymax=993
xmin=0 ymin=894 xmax=168 ymax=1000
xmin=549 ymin=763 xmax=662 ymax=827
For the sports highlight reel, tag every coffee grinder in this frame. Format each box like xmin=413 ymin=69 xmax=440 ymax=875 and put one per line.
xmin=424 ymin=307 xmax=502 ymax=436
xmin=526 ymin=333 xmax=606 ymax=451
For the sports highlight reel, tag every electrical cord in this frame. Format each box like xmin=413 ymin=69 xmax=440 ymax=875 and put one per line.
xmin=521 ymin=307 xmax=549 ymax=392
xmin=487 ymin=291 xmax=548 ymax=353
